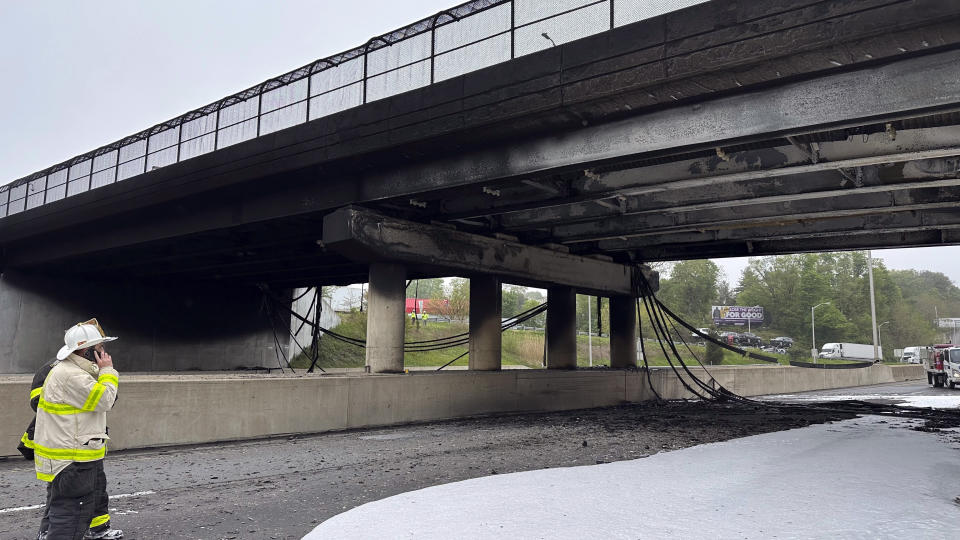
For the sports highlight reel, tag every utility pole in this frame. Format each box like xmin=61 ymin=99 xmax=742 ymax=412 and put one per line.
xmin=811 ymin=302 xmax=831 ymax=362
xmin=878 ymin=321 xmax=890 ymax=361
xmin=868 ymin=250 xmax=880 ymax=362
xmin=597 ymin=296 xmax=602 ymax=338
xmin=587 ymin=296 xmax=593 ymax=367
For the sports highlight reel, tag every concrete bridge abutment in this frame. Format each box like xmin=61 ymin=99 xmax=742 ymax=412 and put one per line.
xmin=0 ymin=270 xmax=284 ymax=373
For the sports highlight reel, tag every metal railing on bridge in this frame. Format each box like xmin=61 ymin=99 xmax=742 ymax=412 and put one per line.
xmin=0 ymin=0 xmax=706 ymax=219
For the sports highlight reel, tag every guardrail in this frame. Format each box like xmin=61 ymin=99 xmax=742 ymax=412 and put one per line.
xmin=0 ymin=0 xmax=707 ymax=219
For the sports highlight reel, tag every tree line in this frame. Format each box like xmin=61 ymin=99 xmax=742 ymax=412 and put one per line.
xmin=657 ymin=253 xmax=960 ymax=359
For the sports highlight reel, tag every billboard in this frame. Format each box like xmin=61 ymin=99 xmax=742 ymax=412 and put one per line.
xmin=712 ymin=306 xmax=764 ymax=325
xmin=936 ymin=318 xmax=960 ymax=328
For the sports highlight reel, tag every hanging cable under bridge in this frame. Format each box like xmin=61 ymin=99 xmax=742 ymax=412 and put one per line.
xmin=633 ymin=271 xmax=960 ymax=425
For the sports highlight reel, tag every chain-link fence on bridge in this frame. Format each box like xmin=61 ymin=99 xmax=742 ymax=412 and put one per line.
xmin=0 ymin=0 xmax=706 ymax=219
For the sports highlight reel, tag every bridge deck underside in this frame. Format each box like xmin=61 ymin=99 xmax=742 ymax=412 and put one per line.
xmin=22 ymin=109 xmax=960 ymax=289
xmin=3 ymin=0 xmax=960 ymax=289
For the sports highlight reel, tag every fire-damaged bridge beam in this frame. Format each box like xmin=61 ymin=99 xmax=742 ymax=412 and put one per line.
xmin=321 ymin=207 xmax=657 ymax=297
xmin=369 ymin=50 xmax=960 ymax=204
xmin=486 ymin=127 xmax=960 ymax=230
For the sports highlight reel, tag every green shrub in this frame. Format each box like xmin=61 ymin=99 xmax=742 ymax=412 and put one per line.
xmin=704 ymin=340 xmax=725 ymax=365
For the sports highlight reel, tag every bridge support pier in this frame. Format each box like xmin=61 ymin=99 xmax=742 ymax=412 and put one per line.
xmin=469 ymin=276 xmax=502 ymax=371
xmin=546 ymin=286 xmax=577 ymax=369
xmin=365 ymin=262 xmax=406 ymax=373
xmin=609 ymin=296 xmax=637 ymax=368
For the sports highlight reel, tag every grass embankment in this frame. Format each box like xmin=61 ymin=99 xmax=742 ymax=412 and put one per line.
xmin=290 ymin=316 xmax=546 ymax=369
xmin=290 ymin=312 xmax=805 ymax=369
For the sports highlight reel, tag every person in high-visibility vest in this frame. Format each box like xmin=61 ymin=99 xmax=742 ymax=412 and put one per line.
xmin=33 ymin=319 xmax=123 ymax=540
xmin=20 ymin=356 xmax=122 ymax=540
xmin=409 ymin=310 xmax=417 ymax=326
xmin=421 ymin=311 xmax=429 ymax=326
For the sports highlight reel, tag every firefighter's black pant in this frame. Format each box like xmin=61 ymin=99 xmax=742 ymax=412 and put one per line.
xmin=41 ymin=460 xmax=105 ymax=540
xmin=39 ymin=464 xmax=111 ymax=537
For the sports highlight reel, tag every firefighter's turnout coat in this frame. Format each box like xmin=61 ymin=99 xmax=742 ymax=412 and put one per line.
xmin=17 ymin=359 xmax=57 ymax=460
xmin=33 ymin=354 xmax=119 ymax=482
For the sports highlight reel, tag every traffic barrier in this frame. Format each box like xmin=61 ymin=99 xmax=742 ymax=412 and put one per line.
xmin=0 ymin=364 xmax=924 ymax=456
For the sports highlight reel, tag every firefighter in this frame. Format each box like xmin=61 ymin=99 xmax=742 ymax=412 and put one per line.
xmin=21 ymin=354 xmax=123 ymax=540
xmin=33 ymin=319 xmax=122 ymax=540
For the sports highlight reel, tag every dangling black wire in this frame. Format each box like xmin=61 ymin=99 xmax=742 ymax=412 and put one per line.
xmin=291 ymin=287 xmax=315 ymax=303
xmin=641 ymin=276 xmax=734 ymax=400
xmin=635 ymin=297 xmax=662 ymax=401
xmin=436 ymin=350 xmax=470 ymax=371
xmin=640 ymin=291 xmax=709 ymax=400
xmin=434 ymin=303 xmax=549 ymax=370
xmin=645 ymin=285 xmax=722 ymax=398
xmin=293 ymin=288 xmax=317 ymax=339
xmin=308 ymin=287 xmax=326 ymax=373
xmin=260 ymin=290 xmax=292 ymax=373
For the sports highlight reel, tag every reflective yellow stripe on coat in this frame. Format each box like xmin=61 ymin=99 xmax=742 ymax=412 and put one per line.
xmin=37 ymin=398 xmax=85 ymax=415
xmin=81 ymin=383 xmax=107 ymax=411
xmin=98 ymin=373 xmax=119 ymax=388
xmin=32 ymin=440 xmax=106 ymax=461
xmin=39 ymin=380 xmax=114 ymax=415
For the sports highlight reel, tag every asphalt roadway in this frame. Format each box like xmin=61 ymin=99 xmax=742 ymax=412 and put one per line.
xmin=766 ymin=380 xmax=959 ymax=406
xmin=0 ymin=380 xmax=951 ymax=539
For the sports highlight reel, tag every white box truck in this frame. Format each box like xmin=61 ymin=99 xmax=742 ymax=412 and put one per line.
xmin=818 ymin=342 xmax=881 ymax=361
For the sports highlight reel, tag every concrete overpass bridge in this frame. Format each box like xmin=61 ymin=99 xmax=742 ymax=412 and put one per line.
xmin=2 ymin=0 xmax=960 ymax=373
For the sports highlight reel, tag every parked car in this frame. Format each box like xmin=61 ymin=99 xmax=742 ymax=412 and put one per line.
xmin=770 ymin=336 xmax=794 ymax=349
xmin=738 ymin=332 xmax=763 ymax=347
xmin=691 ymin=327 xmax=713 ymax=340
xmin=718 ymin=331 xmax=740 ymax=345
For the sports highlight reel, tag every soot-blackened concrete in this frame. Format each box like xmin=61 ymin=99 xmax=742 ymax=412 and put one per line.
xmin=0 ymin=270 xmax=287 ymax=373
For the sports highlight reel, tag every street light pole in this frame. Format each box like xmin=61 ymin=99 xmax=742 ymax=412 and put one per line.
xmin=587 ymin=296 xmax=593 ymax=367
xmin=811 ymin=302 xmax=831 ymax=362
xmin=878 ymin=321 xmax=890 ymax=361
xmin=868 ymin=250 xmax=880 ymax=362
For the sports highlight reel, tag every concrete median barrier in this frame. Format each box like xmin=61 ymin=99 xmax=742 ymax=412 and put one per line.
xmin=0 ymin=364 xmax=924 ymax=456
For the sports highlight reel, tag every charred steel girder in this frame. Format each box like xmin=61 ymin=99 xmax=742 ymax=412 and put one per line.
xmin=322 ymin=206 xmax=657 ymax=296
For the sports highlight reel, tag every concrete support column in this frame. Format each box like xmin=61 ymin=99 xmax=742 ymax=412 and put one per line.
xmin=365 ymin=263 xmax=406 ymax=373
xmin=609 ymin=295 xmax=637 ymax=368
xmin=469 ymin=276 xmax=502 ymax=371
xmin=546 ymin=286 xmax=577 ymax=369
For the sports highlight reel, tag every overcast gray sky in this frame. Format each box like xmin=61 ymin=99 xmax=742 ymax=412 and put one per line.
xmin=1 ymin=1 xmax=957 ymax=287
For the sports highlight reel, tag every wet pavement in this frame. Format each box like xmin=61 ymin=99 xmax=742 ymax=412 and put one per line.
xmin=0 ymin=400 xmax=846 ymax=539
xmin=765 ymin=380 xmax=960 ymax=408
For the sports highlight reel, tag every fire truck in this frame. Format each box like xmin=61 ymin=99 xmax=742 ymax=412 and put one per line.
xmin=923 ymin=344 xmax=960 ymax=388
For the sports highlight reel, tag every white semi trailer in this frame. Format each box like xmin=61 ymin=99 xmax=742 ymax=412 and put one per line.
xmin=818 ymin=342 xmax=881 ymax=362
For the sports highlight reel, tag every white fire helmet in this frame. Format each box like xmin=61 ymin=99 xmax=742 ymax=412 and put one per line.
xmin=57 ymin=318 xmax=118 ymax=360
